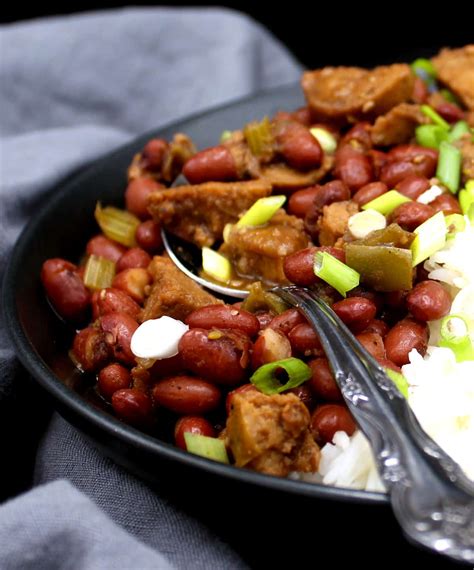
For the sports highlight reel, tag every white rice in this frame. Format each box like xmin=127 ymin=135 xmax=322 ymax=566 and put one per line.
xmin=298 ymin=215 xmax=474 ymax=491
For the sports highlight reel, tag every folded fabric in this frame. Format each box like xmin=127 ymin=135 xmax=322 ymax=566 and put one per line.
xmin=0 ymin=7 xmax=302 ymax=569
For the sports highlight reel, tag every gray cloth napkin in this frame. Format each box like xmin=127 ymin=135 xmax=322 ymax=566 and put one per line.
xmin=0 ymin=8 xmax=302 ymax=569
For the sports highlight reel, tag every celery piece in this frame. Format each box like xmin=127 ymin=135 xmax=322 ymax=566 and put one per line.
xmin=202 ymin=247 xmax=232 ymax=283
xmin=410 ymin=211 xmax=447 ymax=266
xmin=362 ymin=190 xmax=411 ymax=216
xmin=95 ymin=203 xmax=140 ymax=247
xmin=236 ymin=195 xmax=286 ymax=228
xmin=411 ymin=58 xmax=436 ymax=78
xmin=243 ymin=117 xmax=274 ymax=159
xmin=83 ymin=255 xmax=116 ymax=290
xmin=184 ymin=433 xmax=229 ymax=463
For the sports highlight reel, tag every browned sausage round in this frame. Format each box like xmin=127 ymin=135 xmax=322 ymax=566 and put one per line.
xmin=390 ymin=201 xmax=435 ymax=231
xmin=307 ymin=357 xmax=342 ymax=402
xmin=283 ymin=246 xmax=345 ymax=287
xmin=334 ymin=145 xmax=373 ymax=192
xmin=183 ymin=146 xmax=238 ymax=184
xmin=152 ymin=375 xmax=221 ymax=414
xmin=174 ymin=416 xmax=216 ymax=450
xmin=100 ymin=312 xmax=138 ymax=365
xmin=352 ymin=182 xmax=388 ymax=206
xmin=135 ymin=220 xmax=163 ymax=252
xmin=86 ymin=235 xmax=126 ymax=262
xmin=116 ymin=248 xmax=152 ymax=272
xmin=311 ymin=404 xmax=357 ymax=445
xmin=41 ymin=258 xmax=90 ymax=321
xmin=72 ymin=327 xmax=109 ymax=372
xmin=125 ymin=177 xmax=164 ymax=219
xmin=91 ymin=288 xmax=141 ymax=320
xmin=98 ymin=363 xmax=131 ymax=400
xmin=406 ymin=281 xmax=451 ymax=321
xmin=141 ymin=138 xmax=168 ymax=170
xmin=251 ymin=328 xmax=292 ymax=369
xmin=185 ymin=305 xmax=260 ymax=337
xmin=355 ymin=331 xmax=386 ymax=359
xmin=111 ymin=388 xmax=153 ymax=427
xmin=179 ymin=328 xmax=251 ymax=385
xmin=384 ymin=318 xmax=428 ymax=366
xmin=276 ymin=121 xmax=323 ymax=170
xmin=395 ymin=175 xmax=430 ymax=200
xmin=332 ymin=297 xmax=377 ymax=333
xmin=112 ymin=268 xmax=151 ymax=304
xmin=288 ymin=323 xmax=322 ymax=355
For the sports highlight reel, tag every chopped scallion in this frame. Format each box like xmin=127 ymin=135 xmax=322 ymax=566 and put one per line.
xmin=436 ymin=142 xmax=462 ymax=194
xmin=236 ymin=195 xmax=286 ymax=227
xmin=385 ymin=368 xmax=408 ymax=399
xmin=445 ymin=213 xmax=466 ymax=239
xmin=184 ymin=433 xmax=229 ymax=463
xmin=447 ymin=120 xmax=470 ymax=143
xmin=95 ymin=203 xmax=140 ymax=247
xmin=420 ymin=105 xmax=450 ymax=130
xmin=310 ymin=127 xmax=337 ymax=153
xmin=458 ymin=182 xmax=474 ymax=215
xmin=410 ymin=211 xmax=446 ymax=266
xmin=202 ymin=247 xmax=232 ymax=283
xmin=411 ymin=58 xmax=436 ymax=78
xmin=250 ymin=357 xmax=312 ymax=395
xmin=361 ymin=190 xmax=411 ymax=216
xmin=220 ymin=130 xmax=232 ymax=142
xmin=83 ymin=255 xmax=116 ymax=290
xmin=415 ymin=124 xmax=448 ymax=149
xmin=314 ymin=252 xmax=360 ymax=297
xmin=439 ymin=314 xmax=474 ymax=362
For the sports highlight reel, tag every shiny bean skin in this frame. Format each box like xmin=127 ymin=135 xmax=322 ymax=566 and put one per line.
xmin=112 ymin=268 xmax=151 ymax=303
xmin=406 ymin=281 xmax=451 ymax=321
xmin=283 ymin=246 xmax=345 ymax=287
xmin=41 ymin=258 xmax=90 ymax=321
xmin=307 ymin=357 xmax=342 ymax=402
xmin=390 ymin=202 xmax=435 ymax=231
xmin=384 ymin=318 xmax=428 ymax=366
xmin=288 ymin=384 xmax=315 ymax=410
xmin=277 ymin=122 xmax=323 ymax=170
xmin=395 ymin=175 xmax=430 ymax=200
xmin=98 ymin=363 xmax=131 ymax=400
xmin=149 ymin=353 xmax=185 ymax=379
xmin=363 ymin=319 xmax=389 ymax=338
xmin=376 ymin=358 xmax=401 ymax=373
xmin=111 ymin=388 xmax=153 ymax=427
xmin=135 ymin=220 xmax=163 ymax=252
xmin=332 ymin=297 xmax=377 ymax=333
xmin=381 ymin=145 xmax=438 ymax=187
xmin=86 ymin=235 xmax=126 ymax=262
xmin=226 ymin=384 xmax=257 ymax=415
xmin=183 ymin=146 xmax=238 ymax=184
xmin=352 ymin=182 xmax=387 ymax=206
xmin=430 ymin=193 xmax=462 ymax=216
xmin=185 ymin=305 xmax=260 ymax=338
xmin=255 ymin=311 xmax=273 ymax=330
xmin=368 ymin=150 xmax=388 ymax=179
xmin=334 ymin=145 xmax=373 ymax=192
xmin=268 ymin=309 xmax=306 ymax=337
xmin=312 ymin=180 xmax=351 ymax=211
xmin=141 ymin=138 xmax=168 ymax=170
xmin=91 ymin=288 xmax=141 ymax=320
xmin=435 ymin=102 xmax=465 ymax=123
xmin=388 ymin=145 xmax=438 ymax=164
xmin=311 ymin=404 xmax=357 ymax=446
xmin=341 ymin=122 xmax=372 ymax=150
xmin=125 ymin=177 xmax=164 ymax=219
xmin=288 ymin=185 xmax=320 ymax=218
xmin=72 ymin=327 xmax=109 ymax=372
xmin=251 ymin=328 xmax=292 ymax=370
xmin=288 ymin=323 xmax=322 ymax=355
xmin=179 ymin=328 xmax=251 ymax=385
xmin=116 ymin=248 xmax=152 ymax=272
xmin=355 ymin=332 xmax=386 ymax=359
xmin=174 ymin=416 xmax=216 ymax=450
xmin=152 ymin=375 xmax=221 ymax=414
xmin=100 ymin=312 xmax=138 ymax=366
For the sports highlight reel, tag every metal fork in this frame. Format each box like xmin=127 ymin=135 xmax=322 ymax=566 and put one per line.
xmin=274 ymin=285 xmax=474 ymax=565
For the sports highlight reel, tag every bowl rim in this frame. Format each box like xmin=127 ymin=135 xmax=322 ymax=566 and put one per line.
xmin=2 ymin=85 xmax=388 ymax=505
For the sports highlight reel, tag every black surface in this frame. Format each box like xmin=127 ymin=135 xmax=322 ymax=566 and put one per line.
xmin=3 ymin=85 xmax=467 ymax=568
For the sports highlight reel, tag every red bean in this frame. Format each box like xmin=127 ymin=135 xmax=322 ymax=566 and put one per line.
xmin=352 ymin=182 xmax=387 ymax=206
xmin=111 ymin=388 xmax=153 ymax=427
xmin=395 ymin=175 xmax=430 ymax=200
xmin=289 ymin=180 xmax=350 ymax=219
xmin=125 ymin=177 xmax=164 ymax=219
xmin=291 ymin=107 xmax=313 ymax=126
xmin=390 ymin=201 xmax=435 ymax=231
xmin=412 ymin=77 xmax=429 ymax=104
xmin=341 ymin=122 xmax=372 ymax=151
xmin=287 ymin=384 xmax=315 ymax=410
xmin=98 ymin=363 xmax=131 ymax=400
xmin=41 ymin=258 xmax=90 ymax=321
xmin=368 ymin=149 xmax=389 ymax=178
xmin=185 ymin=305 xmax=260 ymax=338
xmin=283 ymin=246 xmax=345 ymax=287
xmin=277 ymin=121 xmax=323 ymax=170
xmin=430 ymin=193 xmax=462 ymax=216
xmin=383 ymin=290 xmax=408 ymax=310
xmin=116 ymin=248 xmax=152 ymax=272
xmin=332 ymin=297 xmax=377 ymax=333
xmin=388 ymin=145 xmax=438 ymax=164
xmin=112 ymin=268 xmax=151 ymax=303
xmin=152 ymin=375 xmax=221 ymax=414
xmin=334 ymin=145 xmax=373 ymax=192
xmin=268 ymin=309 xmax=306 ymax=337
xmin=363 ymin=319 xmax=389 ymax=338
xmin=254 ymin=311 xmax=273 ymax=330
xmin=100 ymin=312 xmax=138 ymax=366
xmin=179 ymin=328 xmax=251 ymax=385
xmin=141 ymin=138 xmax=168 ymax=171
xmin=135 ymin=220 xmax=163 ymax=252
xmin=183 ymin=145 xmax=238 ymax=184
xmin=355 ymin=332 xmax=386 ymax=360
xmin=435 ymin=102 xmax=465 ymax=123
xmin=376 ymin=358 xmax=401 ymax=373
xmin=381 ymin=145 xmax=438 ymax=187
xmin=311 ymin=404 xmax=356 ymax=446
xmin=307 ymin=357 xmax=342 ymax=402
xmin=174 ymin=416 xmax=216 ymax=450
xmin=406 ymin=281 xmax=451 ymax=321
xmin=226 ymin=384 xmax=258 ymax=415
xmin=149 ymin=353 xmax=185 ymax=379
xmin=86 ymin=235 xmax=126 ymax=262
xmin=91 ymin=288 xmax=141 ymax=320
xmin=72 ymin=327 xmax=109 ymax=372
xmin=288 ymin=185 xmax=320 ymax=218
xmin=288 ymin=323 xmax=322 ymax=355
xmin=251 ymin=328 xmax=292 ymax=370
xmin=384 ymin=318 xmax=428 ymax=366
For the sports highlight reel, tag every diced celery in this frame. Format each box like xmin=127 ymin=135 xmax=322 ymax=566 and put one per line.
xmin=184 ymin=433 xmax=229 ymax=463
xmin=95 ymin=203 xmax=140 ymax=247
xmin=83 ymin=255 xmax=116 ymax=290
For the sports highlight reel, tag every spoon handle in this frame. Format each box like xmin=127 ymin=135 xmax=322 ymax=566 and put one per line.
xmin=274 ymin=286 xmax=474 ymax=564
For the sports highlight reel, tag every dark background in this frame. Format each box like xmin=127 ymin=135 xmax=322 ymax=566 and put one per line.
xmin=2 ymin=2 xmax=472 ymax=68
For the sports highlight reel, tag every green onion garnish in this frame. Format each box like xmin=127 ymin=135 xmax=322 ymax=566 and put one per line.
xmin=439 ymin=314 xmax=474 ymax=362
xmin=411 ymin=58 xmax=436 ymax=78
xmin=310 ymin=127 xmax=337 ymax=154
xmin=420 ymin=105 xmax=450 ymax=130
xmin=436 ymin=141 xmax=462 ymax=194
xmin=459 ymin=181 xmax=474 ymax=215
xmin=236 ymin=195 xmax=286 ymax=228
xmin=445 ymin=213 xmax=466 ymax=239
xmin=220 ymin=130 xmax=232 ymax=142
xmin=202 ymin=247 xmax=232 ymax=283
xmin=440 ymin=89 xmax=460 ymax=105
xmin=184 ymin=433 xmax=229 ymax=463
xmin=95 ymin=203 xmax=140 ymax=247
xmin=447 ymin=120 xmax=470 ymax=143
xmin=362 ymin=190 xmax=411 ymax=216
xmin=410 ymin=211 xmax=447 ymax=266
xmin=385 ymin=368 xmax=409 ymax=399
xmin=314 ymin=251 xmax=360 ymax=297
xmin=250 ymin=357 xmax=312 ymax=395
xmin=415 ymin=124 xmax=448 ymax=149
xmin=83 ymin=255 xmax=116 ymax=290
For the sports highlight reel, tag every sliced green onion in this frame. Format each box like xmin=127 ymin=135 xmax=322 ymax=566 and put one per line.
xmin=236 ymin=195 xmax=286 ymax=228
xmin=202 ymin=247 xmax=232 ymax=283
xmin=420 ymin=105 xmax=450 ymax=130
xmin=415 ymin=124 xmax=448 ymax=149
xmin=95 ymin=203 xmax=140 ymax=247
xmin=243 ymin=116 xmax=274 ymax=158
xmin=468 ymin=204 xmax=474 ymax=225
xmin=220 ymin=130 xmax=232 ymax=142
xmin=310 ymin=127 xmax=337 ymax=153
xmin=385 ymin=368 xmax=408 ymax=399
xmin=436 ymin=141 xmax=462 ymax=194
xmin=445 ymin=213 xmax=466 ymax=239
xmin=83 ymin=255 xmax=116 ymax=290
xmin=439 ymin=314 xmax=474 ymax=362
xmin=250 ymin=357 xmax=312 ymax=395
xmin=459 ymin=182 xmax=474 ymax=215
xmin=410 ymin=211 xmax=447 ymax=266
xmin=361 ymin=190 xmax=411 ymax=216
xmin=447 ymin=120 xmax=470 ymax=143
xmin=411 ymin=58 xmax=436 ymax=78
xmin=314 ymin=252 xmax=360 ymax=297
xmin=184 ymin=433 xmax=229 ymax=463
xmin=466 ymin=180 xmax=474 ymax=192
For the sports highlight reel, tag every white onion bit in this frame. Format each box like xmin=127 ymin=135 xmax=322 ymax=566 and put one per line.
xmin=130 ymin=316 xmax=189 ymax=359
